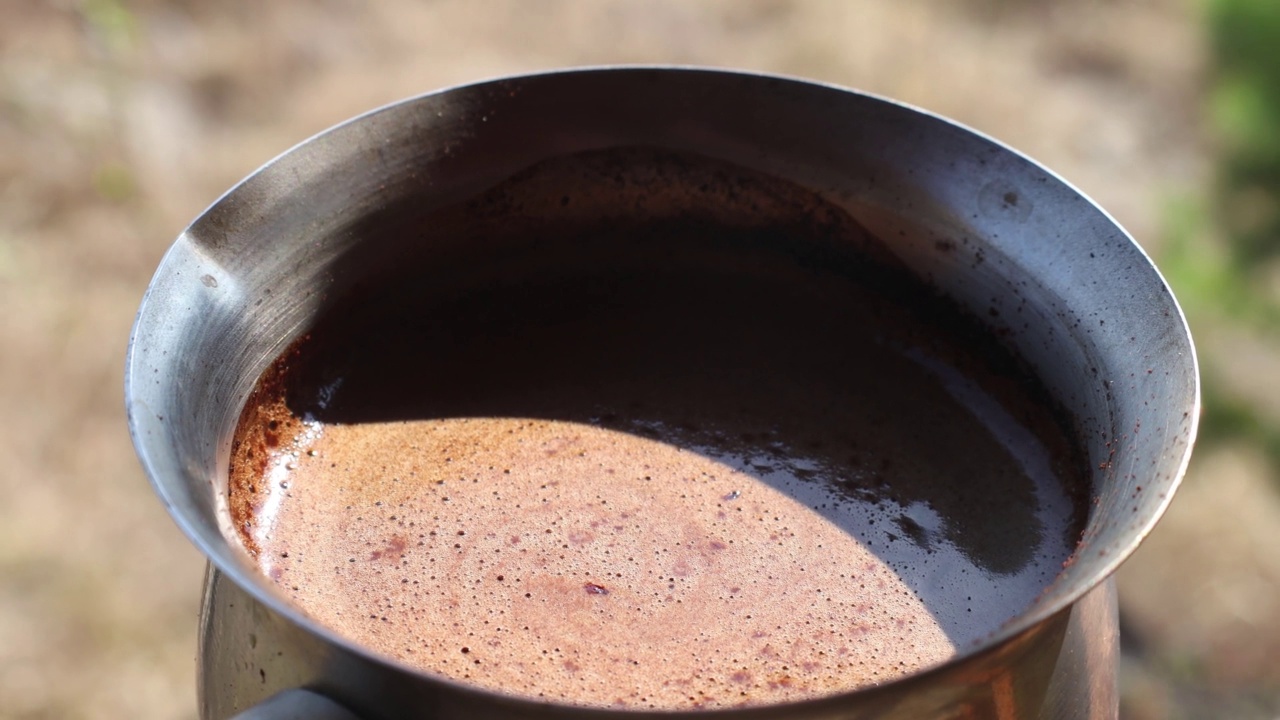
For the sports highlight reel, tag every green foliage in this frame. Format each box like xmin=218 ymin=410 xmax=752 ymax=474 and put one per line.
xmin=93 ymin=162 xmax=136 ymax=203
xmin=78 ymin=0 xmax=139 ymax=57
xmin=1162 ymin=196 xmax=1280 ymax=330
xmin=1208 ymin=0 xmax=1280 ymax=265
xmin=1199 ymin=389 xmax=1280 ymax=469
xmin=1162 ymin=0 xmax=1280 ymax=476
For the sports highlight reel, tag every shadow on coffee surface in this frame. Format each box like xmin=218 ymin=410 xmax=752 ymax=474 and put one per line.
xmin=226 ymin=147 xmax=1090 ymax=709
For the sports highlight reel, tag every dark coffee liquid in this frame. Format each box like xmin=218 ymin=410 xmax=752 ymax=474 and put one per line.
xmin=228 ymin=148 xmax=1087 ymax=710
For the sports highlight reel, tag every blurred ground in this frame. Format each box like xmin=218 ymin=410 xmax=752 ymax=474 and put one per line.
xmin=0 ymin=1 xmax=1274 ymax=718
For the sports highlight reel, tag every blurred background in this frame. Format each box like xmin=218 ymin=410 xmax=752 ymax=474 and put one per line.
xmin=0 ymin=0 xmax=1277 ymax=717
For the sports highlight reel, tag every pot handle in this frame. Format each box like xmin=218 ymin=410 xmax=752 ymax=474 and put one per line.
xmin=229 ymin=689 xmax=363 ymax=720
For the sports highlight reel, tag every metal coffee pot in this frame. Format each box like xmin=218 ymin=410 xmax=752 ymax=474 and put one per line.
xmin=126 ymin=68 xmax=1198 ymax=720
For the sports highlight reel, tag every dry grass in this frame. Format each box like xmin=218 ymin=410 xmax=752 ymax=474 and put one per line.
xmin=3 ymin=1 xmax=1274 ymax=718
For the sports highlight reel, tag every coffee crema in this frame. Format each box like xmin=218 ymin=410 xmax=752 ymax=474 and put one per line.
xmin=228 ymin=148 xmax=1087 ymax=710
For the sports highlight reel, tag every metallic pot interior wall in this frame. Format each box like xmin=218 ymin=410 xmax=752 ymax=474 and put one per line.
xmin=126 ymin=67 xmax=1198 ymax=713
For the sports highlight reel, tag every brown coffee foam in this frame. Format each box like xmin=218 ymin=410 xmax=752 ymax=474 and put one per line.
xmin=228 ymin=346 xmax=301 ymax=560
xmin=227 ymin=146 xmax=1087 ymax=709
xmin=251 ymin=417 xmax=958 ymax=709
